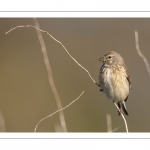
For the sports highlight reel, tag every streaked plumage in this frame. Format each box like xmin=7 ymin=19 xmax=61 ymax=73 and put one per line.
xmin=99 ymin=51 xmax=131 ymax=115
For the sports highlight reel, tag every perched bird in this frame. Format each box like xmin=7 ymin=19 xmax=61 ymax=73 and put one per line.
xmin=99 ymin=51 xmax=131 ymax=115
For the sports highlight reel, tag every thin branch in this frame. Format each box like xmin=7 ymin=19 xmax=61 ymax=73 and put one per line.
xmin=0 ymin=110 xmax=6 ymax=132
xmin=135 ymin=30 xmax=150 ymax=77
xmin=106 ymin=113 xmax=120 ymax=132
xmin=5 ymin=24 xmax=128 ymax=132
xmin=106 ymin=113 xmax=112 ymax=132
xmin=34 ymin=91 xmax=84 ymax=132
xmin=54 ymin=124 xmax=63 ymax=132
xmin=5 ymin=24 xmax=99 ymax=86
xmin=33 ymin=18 xmax=67 ymax=132
xmin=112 ymin=126 xmax=120 ymax=132
xmin=114 ymin=103 xmax=128 ymax=133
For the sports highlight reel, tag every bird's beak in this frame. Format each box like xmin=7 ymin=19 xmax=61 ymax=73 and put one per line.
xmin=99 ymin=57 xmax=105 ymax=62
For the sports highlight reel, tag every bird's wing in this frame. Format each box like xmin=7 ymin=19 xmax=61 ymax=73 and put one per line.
xmin=124 ymin=64 xmax=132 ymax=92
xmin=98 ymin=65 xmax=105 ymax=92
xmin=123 ymin=64 xmax=131 ymax=102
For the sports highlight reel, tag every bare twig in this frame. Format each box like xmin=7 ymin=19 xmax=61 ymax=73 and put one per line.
xmin=106 ymin=113 xmax=120 ymax=132
xmin=54 ymin=124 xmax=63 ymax=132
xmin=112 ymin=126 xmax=120 ymax=132
xmin=33 ymin=18 xmax=67 ymax=132
xmin=34 ymin=91 xmax=84 ymax=132
xmin=5 ymin=24 xmax=128 ymax=132
xmin=5 ymin=24 xmax=99 ymax=86
xmin=114 ymin=103 xmax=128 ymax=133
xmin=135 ymin=31 xmax=150 ymax=77
xmin=106 ymin=113 xmax=112 ymax=132
xmin=0 ymin=110 xmax=5 ymax=132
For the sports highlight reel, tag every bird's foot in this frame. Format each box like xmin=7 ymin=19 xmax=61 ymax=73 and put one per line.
xmin=100 ymin=89 xmax=103 ymax=92
xmin=117 ymin=108 xmax=122 ymax=116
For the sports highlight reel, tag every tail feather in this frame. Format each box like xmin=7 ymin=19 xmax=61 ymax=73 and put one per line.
xmin=122 ymin=101 xmax=129 ymax=115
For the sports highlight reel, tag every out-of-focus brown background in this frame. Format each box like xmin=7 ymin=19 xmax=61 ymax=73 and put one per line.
xmin=0 ymin=18 xmax=150 ymax=132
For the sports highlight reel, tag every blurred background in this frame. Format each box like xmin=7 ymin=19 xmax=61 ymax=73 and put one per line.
xmin=0 ymin=18 xmax=150 ymax=132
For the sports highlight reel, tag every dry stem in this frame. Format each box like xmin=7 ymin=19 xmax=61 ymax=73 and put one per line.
xmin=34 ymin=91 xmax=84 ymax=132
xmin=135 ymin=31 xmax=150 ymax=77
xmin=33 ymin=18 xmax=67 ymax=132
xmin=106 ymin=113 xmax=120 ymax=132
xmin=5 ymin=24 xmax=128 ymax=132
xmin=5 ymin=25 xmax=98 ymax=86
xmin=106 ymin=113 xmax=112 ymax=132
xmin=114 ymin=103 xmax=128 ymax=133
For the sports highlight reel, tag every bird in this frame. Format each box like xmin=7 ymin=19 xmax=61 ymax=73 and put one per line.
xmin=98 ymin=51 xmax=131 ymax=115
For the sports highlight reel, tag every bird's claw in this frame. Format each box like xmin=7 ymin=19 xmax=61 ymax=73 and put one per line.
xmin=117 ymin=109 xmax=122 ymax=116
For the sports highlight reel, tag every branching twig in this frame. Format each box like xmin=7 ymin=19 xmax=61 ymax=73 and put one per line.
xmin=135 ymin=31 xmax=150 ymax=77
xmin=5 ymin=24 xmax=128 ymax=132
xmin=34 ymin=91 xmax=84 ymax=132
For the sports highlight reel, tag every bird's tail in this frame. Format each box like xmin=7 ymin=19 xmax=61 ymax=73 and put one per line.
xmin=117 ymin=101 xmax=129 ymax=115
xmin=122 ymin=101 xmax=129 ymax=116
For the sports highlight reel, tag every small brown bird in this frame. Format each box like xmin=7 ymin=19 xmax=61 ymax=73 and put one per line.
xmin=99 ymin=51 xmax=131 ymax=115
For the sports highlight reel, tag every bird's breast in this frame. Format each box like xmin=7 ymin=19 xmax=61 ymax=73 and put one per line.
xmin=102 ymin=67 xmax=129 ymax=102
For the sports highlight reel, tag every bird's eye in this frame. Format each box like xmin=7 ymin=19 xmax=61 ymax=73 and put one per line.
xmin=108 ymin=56 xmax=112 ymax=59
